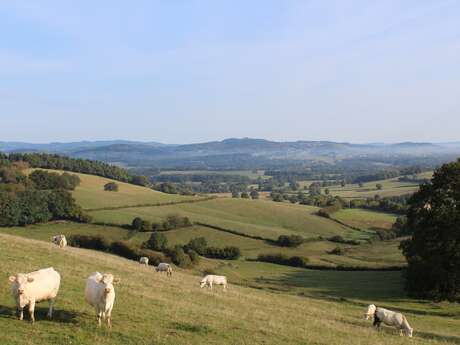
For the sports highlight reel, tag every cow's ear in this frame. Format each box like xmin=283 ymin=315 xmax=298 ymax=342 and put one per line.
xmin=95 ymin=276 xmax=103 ymax=283
xmin=27 ymin=276 xmax=34 ymax=283
xmin=113 ymin=277 xmax=121 ymax=284
xmin=8 ymin=276 xmax=16 ymax=282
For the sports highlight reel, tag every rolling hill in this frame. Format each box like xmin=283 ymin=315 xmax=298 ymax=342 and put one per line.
xmin=1 ymin=233 xmax=459 ymax=345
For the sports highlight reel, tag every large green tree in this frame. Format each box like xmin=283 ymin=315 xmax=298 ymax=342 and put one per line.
xmin=400 ymin=158 xmax=460 ymax=300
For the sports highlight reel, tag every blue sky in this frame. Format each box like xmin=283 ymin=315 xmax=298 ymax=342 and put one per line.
xmin=1 ymin=0 xmax=459 ymax=144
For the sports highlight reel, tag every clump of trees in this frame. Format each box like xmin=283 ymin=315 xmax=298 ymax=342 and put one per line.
xmin=104 ymin=182 xmax=119 ymax=192
xmin=317 ymin=201 xmax=342 ymax=218
xmin=29 ymin=170 xmax=80 ymax=190
xmin=131 ymin=214 xmax=192 ymax=232
xmin=400 ymin=158 xmax=460 ymax=301
xmin=257 ymin=253 xmax=309 ymax=268
xmin=275 ymin=235 xmax=304 ymax=247
xmin=0 ymin=165 xmax=91 ymax=226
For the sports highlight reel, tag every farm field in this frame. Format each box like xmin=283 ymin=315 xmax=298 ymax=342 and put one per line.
xmin=1 ymin=233 xmax=459 ymax=345
xmin=331 ymin=209 xmax=398 ymax=230
xmin=88 ymin=198 xmax=368 ymax=241
xmin=0 ymin=221 xmax=405 ymax=268
xmin=27 ymin=169 xmax=199 ymax=210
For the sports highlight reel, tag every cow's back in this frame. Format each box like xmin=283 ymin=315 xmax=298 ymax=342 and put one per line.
xmin=26 ymin=268 xmax=60 ymax=302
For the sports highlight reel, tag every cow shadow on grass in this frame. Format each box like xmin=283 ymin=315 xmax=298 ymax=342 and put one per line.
xmin=0 ymin=304 xmax=79 ymax=324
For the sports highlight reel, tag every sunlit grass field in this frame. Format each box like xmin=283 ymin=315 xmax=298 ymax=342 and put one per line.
xmin=0 ymin=233 xmax=458 ymax=345
xmin=331 ymin=209 xmax=398 ymax=230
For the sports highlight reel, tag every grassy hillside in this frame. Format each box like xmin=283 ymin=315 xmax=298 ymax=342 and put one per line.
xmin=27 ymin=169 xmax=199 ymax=210
xmin=89 ymin=198 xmax=367 ymax=241
xmin=1 ymin=233 xmax=459 ymax=345
xmin=331 ymin=209 xmax=398 ymax=230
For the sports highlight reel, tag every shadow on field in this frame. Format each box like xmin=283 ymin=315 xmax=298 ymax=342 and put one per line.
xmin=169 ymin=321 xmax=211 ymax=334
xmin=254 ymin=269 xmax=404 ymax=300
xmin=416 ymin=331 xmax=460 ymax=344
xmin=0 ymin=304 xmax=79 ymax=324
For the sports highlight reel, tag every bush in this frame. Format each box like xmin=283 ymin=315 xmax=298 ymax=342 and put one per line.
xmin=275 ymin=235 xmax=304 ymax=247
xmin=328 ymin=246 xmax=345 ymax=255
xmin=188 ymin=250 xmax=200 ymax=264
xmin=110 ymin=241 xmax=139 ymax=260
xmin=68 ymin=235 xmax=109 ymax=251
xmin=132 ymin=217 xmax=143 ymax=231
xmin=144 ymin=232 xmax=168 ymax=251
xmin=257 ymin=253 xmax=309 ymax=268
xmin=137 ymin=249 xmax=165 ymax=266
xmin=141 ymin=220 xmax=152 ymax=232
xmin=241 ymin=192 xmax=249 ymax=199
xmin=104 ymin=182 xmax=119 ymax=192
xmin=169 ymin=246 xmax=192 ymax=268
xmin=317 ymin=201 xmax=342 ymax=218
xmin=185 ymin=237 xmax=207 ymax=255
xmin=327 ymin=235 xmax=360 ymax=246
xmin=375 ymin=229 xmax=397 ymax=241
xmin=205 ymin=246 xmax=241 ymax=260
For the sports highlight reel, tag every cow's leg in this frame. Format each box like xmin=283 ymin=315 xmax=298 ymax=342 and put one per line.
xmin=28 ymin=300 xmax=36 ymax=323
xmin=96 ymin=308 xmax=102 ymax=327
xmin=106 ymin=308 xmax=112 ymax=328
xmin=209 ymin=282 xmax=213 ymax=290
xmin=17 ymin=306 xmax=24 ymax=321
xmin=47 ymin=298 xmax=55 ymax=319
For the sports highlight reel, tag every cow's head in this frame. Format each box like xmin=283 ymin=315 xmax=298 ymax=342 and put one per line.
xmin=405 ymin=327 xmax=413 ymax=337
xmin=364 ymin=304 xmax=376 ymax=320
xmin=199 ymin=279 xmax=206 ymax=288
xmin=9 ymin=274 xmax=34 ymax=307
xmin=96 ymin=274 xmax=120 ymax=295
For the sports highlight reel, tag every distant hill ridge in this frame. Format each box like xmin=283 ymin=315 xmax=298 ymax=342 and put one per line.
xmin=2 ymin=138 xmax=460 ymax=169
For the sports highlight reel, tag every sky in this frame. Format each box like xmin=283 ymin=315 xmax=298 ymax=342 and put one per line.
xmin=0 ymin=0 xmax=459 ymax=144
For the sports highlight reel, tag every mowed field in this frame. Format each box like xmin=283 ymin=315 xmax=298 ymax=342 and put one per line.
xmin=331 ymin=209 xmax=398 ymax=230
xmin=89 ymin=198 xmax=368 ymax=241
xmin=28 ymin=169 xmax=199 ymax=210
xmin=1 ymin=233 xmax=459 ymax=345
xmin=0 ymin=221 xmax=405 ymax=268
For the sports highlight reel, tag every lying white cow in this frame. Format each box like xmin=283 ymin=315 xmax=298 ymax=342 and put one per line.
xmin=51 ymin=234 xmax=67 ymax=248
xmin=85 ymin=272 xmax=120 ymax=328
xmin=364 ymin=304 xmax=413 ymax=337
xmin=139 ymin=256 xmax=149 ymax=266
xmin=156 ymin=263 xmax=172 ymax=277
xmin=8 ymin=267 xmax=61 ymax=323
xmin=200 ymin=275 xmax=227 ymax=291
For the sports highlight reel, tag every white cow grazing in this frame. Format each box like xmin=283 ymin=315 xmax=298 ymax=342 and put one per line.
xmin=200 ymin=275 xmax=227 ymax=291
xmin=364 ymin=304 xmax=413 ymax=337
xmin=156 ymin=263 xmax=172 ymax=277
xmin=52 ymin=234 xmax=67 ymax=248
xmin=85 ymin=272 xmax=120 ymax=328
xmin=8 ymin=267 xmax=61 ymax=323
xmin=139 ymin=256 xmax=149 ymax=266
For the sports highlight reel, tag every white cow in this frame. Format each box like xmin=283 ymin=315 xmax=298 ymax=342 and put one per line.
xmin=51 ymin=234 xmax=67 ymax=248
xmin=139 ymin=256 xmax=149 ymax=266
xmin=200 ymin=275 xmax=227 ymax=291
xmin=85 ymin=272 xmax=120 ymax=328
xmin=8 ymin=267 xmax=61 ymax=323
xmin=364 ymin=304 xmax=413 ymax=337
xmin=156 ymin=263 xmax=172 ymax=277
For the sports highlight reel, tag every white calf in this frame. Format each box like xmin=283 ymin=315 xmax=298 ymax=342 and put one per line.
xmin=8 ymin=267 xmax=61 ymax=323
xmin=85 ymin=272 xmax=120 ymax=328
xmin=139 ymin=256 xmax=149 ymax=266
xmin=52 ymin=234 xmax=67 ymax=248
xmin=156 ymin=263 xmax=172 ymax=277
xmin=200 ymin=275 xmax=227 ymax=291
xmin=364 ymin=304 xmax=413 ymax=337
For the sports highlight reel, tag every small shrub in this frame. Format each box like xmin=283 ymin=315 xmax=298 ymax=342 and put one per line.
xmin=328 ymin=246 xmax=345 ymax=255
xmin=188 ymin=249 xmax=200 ymax=264
xmin=68 ymin=234 xmax=109 ymax=251
xmin=143 ymin=232 xmax=168 ymax=251
xmin=110 ymin=241 xmax=139 ymax=260
xmin=275 ymin=235 xmax=304 ymax=247
xmin=185 ymin=237 xmax=208 ymax=255
xmin=104 ymin=182 xmax=119 ymax=192
xmin=132 ymin=217 xmax=143 ymax=231
xmin=170 ymin=246 xmax=192 ymax=268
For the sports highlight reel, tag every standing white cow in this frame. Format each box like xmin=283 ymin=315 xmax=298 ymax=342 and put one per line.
xmin=51 ymin=234 xmax=67 ymax=248
xmin=364 ymin=304 xmax=413 ymax=337
xmin=156 ymin=263 xmax=172 ymax=277
xmin=200 ymin=275 xmax=227 ymax=291
xmin=8 ymin=267 xmax=61 ymax=323
xmin=85 ymin=272 xmax=120 ymax=328
xmin=139 ymin=257 xmax=149 ymax=266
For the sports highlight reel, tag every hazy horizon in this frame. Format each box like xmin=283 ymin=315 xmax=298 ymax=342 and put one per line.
xmin=1 ymin=1 xmax=459 ymax=143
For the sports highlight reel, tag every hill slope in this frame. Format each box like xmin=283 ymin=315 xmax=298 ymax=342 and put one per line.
xmin=1 ymin=233 xmax=459 ymax=345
